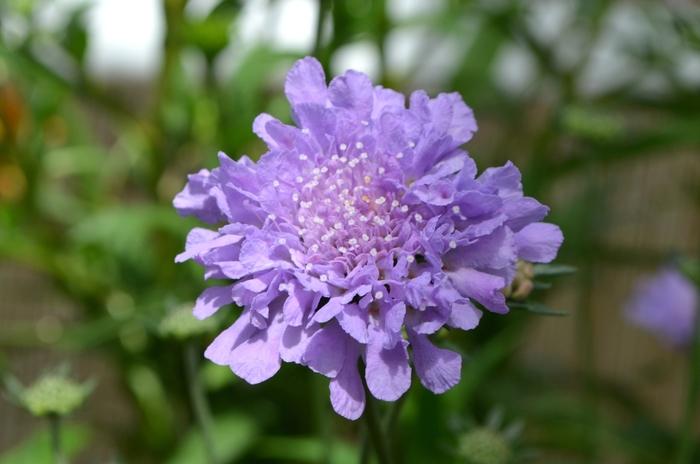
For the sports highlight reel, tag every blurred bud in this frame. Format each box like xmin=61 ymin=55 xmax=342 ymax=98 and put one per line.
xmin=458 ymin=428 xmax=512 ymax=464
xmin=119 ymin=322 xmax=149 ymax=353
xmin=21 ymin=374 xmax=93 ymax=417
xmin=106 ymin=291 xmax=135 ymax=320
xmin=503 ymin=261 xmax=535 ymax=300
xmin=0 ymin=163 xmax=27 ymax=202
xmin=159 ymin=303 xmax=217 ymax=340
xmin=35 ymin=315 xmax=64 ymax=344
xmin=561 ymin=106 xmax=623 ymax=141
xmin=0 ymin=83 xmax=26 ymax=142
xmin=43 ymin=116 xmax=68 ymax=147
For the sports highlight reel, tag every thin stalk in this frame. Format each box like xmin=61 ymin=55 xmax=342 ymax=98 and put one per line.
xmin=184 ymin=341 xmax=218 ymax=464
xmin=48 ymin=414 xmax=65 ymax=464
xmin=313 ymin=375 xmax=333 ymax=464
xmin=385 ymin=392 xmax=406 ymax=462
xmin=362 ymin=381 xmax=393 ymax=464
xmin=359 ymin=427 xmax=372 ymax=464
xmin=312 ymin=0 xmax=330 ymax=70
xmin=675 ymin=309 xmax=700 ymax=464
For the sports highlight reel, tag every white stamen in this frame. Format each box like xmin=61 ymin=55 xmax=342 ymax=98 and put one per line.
xmin=408 ymin=141 xmax=416 ymax=148
xmin=277 ymin=238 xmax=287 ymax=245
xmin=299 ymin=154 xmax=308 ymax=160
xmin=319 ymin=274 xmax=328 ymax=282
xmin=400 ymin=205 xmax=409 ymax=213
xmin=370 ymin=248 xmax=378 ymax=256
xmin=452 ymin=205 xmax=461 ymax=214
xmin=414 ymin=213 xmax=423 ymax=222
xmin=348 ymin=238 xmax=358 ymax=245
xmin=375 ymin=196 xmax=386 ymax=205
xmin=384 ymin=234 xmax=393 ymax=242
xmin=374 ymin=291 xmax=384 ymax=299
xmin=339 ymin=143 xmax=347 ymax=151
xmin=272 ymin=180 xmax=280 ymax=187
xmin=320 ymin=166 xmax=328 ymax=173
xmin=310 ymin=244 xmax=320 ymax=252
xmin=406 ymin=255 xmax=415 ymax=263
xmin=268 ymin=213 xmax=276 ymax=220
xmin=298 ymin=215 xmax=305 ymax=223
xmin=338 ymin=246 xmax=347 ymax=253
xmin=391 ymin=200 xmax=399 ymax=208
xmin=355 ymin=142 xmax=364 ymax=149
xmin=301 ymin=128 xmax=310 ymax=134
xmin=292 ymin=193 xmax=300 ymax=202
xmin=360 ymin=152 xmax=368 ymax=159
xmin=449 ymin=240 xmax=457 ymax=249
xmin=295 ymin=176 xmax=304 ymax=183
xmin=377 ymin=167 xmax=385 ymax=174
xmin=396 ymin=152 xmax=404 ymax=159
xmin=334 ymin=222 xmax=342 ymax=230
xmin=305 ymin=263 xmax=313 ymax=271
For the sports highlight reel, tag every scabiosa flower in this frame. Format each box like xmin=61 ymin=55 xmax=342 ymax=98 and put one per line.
xmin=625 ymin=268 xmax=698 ymax=348
xmin=173 ymin=57 xmax=563 ymax=419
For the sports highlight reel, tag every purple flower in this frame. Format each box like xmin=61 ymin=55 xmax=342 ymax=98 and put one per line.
xmin=625 ymin=268 xmax=699 ymax=348
xmin=173 ymin=57 xmax=563 ymax=419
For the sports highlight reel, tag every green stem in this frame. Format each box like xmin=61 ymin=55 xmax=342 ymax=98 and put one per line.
xmin=184 ymin=341 xmax=218 ymax=464
xmin=312 ymin=0 xmax=330 ymax=69
xmin=48 ymin=414 xmax=65 ymax=464
xmin=675 ymin=310 xmax=700 ymax=464
xmin=362 ymin=381 xmax=393 ymax=464
xmin=359 ymin=428 xmax=372 ymax=464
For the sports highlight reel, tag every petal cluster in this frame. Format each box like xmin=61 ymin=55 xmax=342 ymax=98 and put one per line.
xmin=625 ymin=268 xmax=698 ymax=348
xmin=174 ymin=57 xmax=563 ymax=419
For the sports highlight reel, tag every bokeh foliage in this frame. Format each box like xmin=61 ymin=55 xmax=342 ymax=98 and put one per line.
xmin=1 ymin=0 xmax=699 ymax=463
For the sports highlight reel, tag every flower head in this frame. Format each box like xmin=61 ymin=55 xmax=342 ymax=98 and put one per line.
xmin=625 ymin=267 xmax=698 ymax=348
xmin=174 ymin=57 xmax=563 ymax=419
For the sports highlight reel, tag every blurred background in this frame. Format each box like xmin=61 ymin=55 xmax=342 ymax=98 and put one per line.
xmin=1 ymin=0 xmax=699 ymax=462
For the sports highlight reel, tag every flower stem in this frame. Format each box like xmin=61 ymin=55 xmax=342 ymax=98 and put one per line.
xmin=48 ymin=414 xmax=65 ymax=464
xmin=675 ymin=310 xmax=700 ymax=464
xmin=184 ymin=341 xmax=218 ymax=464
xmin=362 ymin=381 xmax=393 ymax=464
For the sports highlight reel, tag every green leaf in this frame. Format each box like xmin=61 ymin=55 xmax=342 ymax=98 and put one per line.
xmin=168 ymin=413 xmax=257 ymax=464
xmin=532 ymin=264 xmax=577 ymax=277
xmin=0 ymin=424 xmax=90 ymax=464
xmin=253 ymin=436 xmax=358 ymax=464
xmin=508 ymin=301 xmax=568 ymax=317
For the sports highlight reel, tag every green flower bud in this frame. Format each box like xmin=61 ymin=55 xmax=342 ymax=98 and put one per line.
xmin=458 ymin=428 xmax=512 ymax=464
xmin=503 ymin=261 xmax=535 ymax=301
xmin=22 ymin=375 xmax=92 ymax=417
xmin=159 ymin=304 xmax=217 ymax=340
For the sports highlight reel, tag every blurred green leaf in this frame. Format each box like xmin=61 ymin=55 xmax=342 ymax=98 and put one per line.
xmin=0 ymin=424 xmax=90 ymax=464
xmin=168 ymin=413 xmax=257 ymax=464
xmin=254 ymin=436 xmax=358 ymax=464
xmin=508 ymin=301 xmax=568 ymax=317
xmin=532 ymin=264 xmax=578 ymax=277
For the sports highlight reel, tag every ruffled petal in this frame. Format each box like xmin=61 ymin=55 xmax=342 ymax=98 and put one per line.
xmin=193 ymin=285 xmax=233 ymax=320
xmin=285 ymin=56 xmax=328 ymax=108
xmin=329 ymin=342 xmax=364 ymax=420
xmin=448 ymin=268 xmax=508 ymax=314
xmin=515 ymin=222 xmax=563 ymax=263
xmin=409 ymin=331 xmax=462 ymax=394
xmin=229 ymin=312 xmax=286 ymax=384
xmin=365 ymin=338 xmax=411 ymax=401
xmin=303 ymin=322 xmax=346 ymax=378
